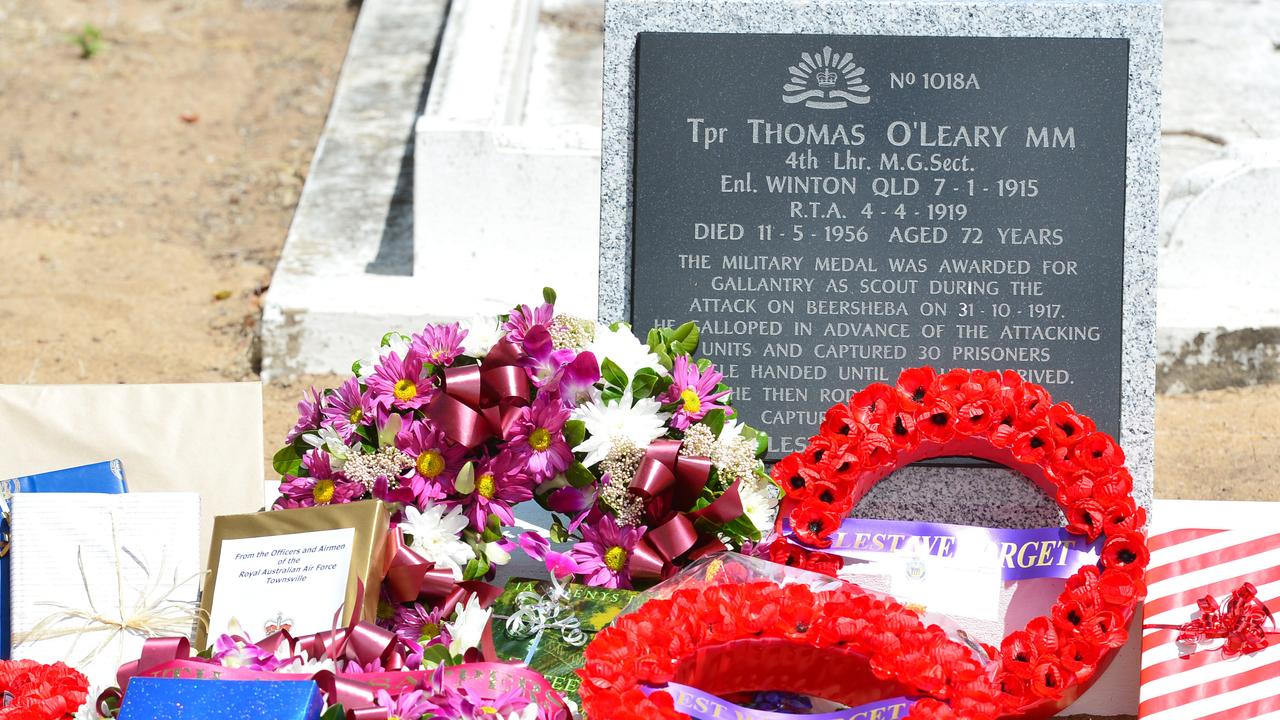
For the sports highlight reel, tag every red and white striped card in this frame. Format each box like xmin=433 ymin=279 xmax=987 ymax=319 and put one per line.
xmin=1139 ymin=518 xmax=1280 ymax=720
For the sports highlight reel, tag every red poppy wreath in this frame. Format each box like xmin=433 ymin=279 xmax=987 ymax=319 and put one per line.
xmin=577 ymin=367 xmax=1148 ymax=720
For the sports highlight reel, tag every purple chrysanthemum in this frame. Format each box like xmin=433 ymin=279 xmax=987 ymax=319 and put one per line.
xmin=502 ymin=302 xmax=554 ymax=345
xmin=459 ymin=450 xmax=533 ymax=530
xmin=568 ymin=514 xmax=645 ymax=589
xmin=505 ymin=392 xmax=573 ymax=482
xmin=285 ymin=386 xmax=323 ymax=443
xmin=411 ymin=322 xmax=468 ymax=367
xmin=366 ymin=351 xmax=435 ymax=412
xmin=321 ymin=377 xmax=372 ymax=443
xmin=395 ymin=419 xmax=466 ymax=502
xmin=390 ymin=602 xmax=450 ymax=651
xmin=274 ymin=450 xmax=365 ymax=509
xmin=375 ymin=688 xmax=435 ymax=720
xmin=659 ymin=354 xmax=731 ymax=430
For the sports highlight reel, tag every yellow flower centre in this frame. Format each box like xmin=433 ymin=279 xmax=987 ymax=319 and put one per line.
xmin=603 ymin=545 xmax=628 ymax=572
xmin=480 ymin=708 xmax=498 ymax=716
xmin=528 ymin=428 xmax=552 ymax=452
xmin=393 ymin=378 xmax=417 ymax=402
xmin=416 ymin=449 xmax=445 ymax=478
xmin=477 ymin=473 xmax=497 ymax=499
xmin=680 ymin=387 xmax=702 ymax=415
xmin=348 ymin=407 xmax=363 ymax=424
xmin=311 ymin=479 xmax=335 ymax=504
xmin=419 ymin=622 xmax=440 ymax=644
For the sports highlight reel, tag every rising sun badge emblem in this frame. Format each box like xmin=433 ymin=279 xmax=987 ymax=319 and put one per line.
xmin=783 ymin=46 xmax=871 ymax=110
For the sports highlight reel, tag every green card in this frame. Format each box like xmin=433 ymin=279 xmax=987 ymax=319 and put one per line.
xmin=490 ymin=578 xmax=638 ymax=707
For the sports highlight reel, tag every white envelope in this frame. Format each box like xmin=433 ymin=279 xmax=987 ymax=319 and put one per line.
xmin=9 ymin=493 xmax=201 ymax=690
xmin=0 ymin=382 xmax=264 ymax=562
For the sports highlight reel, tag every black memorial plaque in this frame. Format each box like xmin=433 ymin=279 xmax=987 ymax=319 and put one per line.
xmin=631 ymin=33 xmax=1129 ymax=459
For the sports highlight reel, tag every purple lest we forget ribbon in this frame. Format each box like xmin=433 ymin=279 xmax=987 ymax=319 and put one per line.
xmin=643 ymin=683 xmax=916 ymax=720
xmin=784 ymin=517 xmax=1102 ymax=582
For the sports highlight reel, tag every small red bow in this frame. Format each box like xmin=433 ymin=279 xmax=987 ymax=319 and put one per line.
xmin=1145 ymin=583 xmax=1280 ymax=657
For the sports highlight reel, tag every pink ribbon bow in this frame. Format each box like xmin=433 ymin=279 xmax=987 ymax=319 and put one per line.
xmin=424 ymin=339 xmax=530 ymax=449
xmin=628 ymin=439 xmax=745 ymax=582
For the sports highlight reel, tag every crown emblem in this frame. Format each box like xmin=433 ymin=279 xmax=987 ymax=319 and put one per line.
xmin=264 ymin=612 xmax=294 ymax=635
xmin=782 ymin=46 xmax=871 ymax=110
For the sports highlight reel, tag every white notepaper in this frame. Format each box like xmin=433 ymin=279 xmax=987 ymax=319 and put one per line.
xmin=205 ymin=527 xmax=356 ymax=641
xmin=10 ymin=493 xmax=201 ymax=690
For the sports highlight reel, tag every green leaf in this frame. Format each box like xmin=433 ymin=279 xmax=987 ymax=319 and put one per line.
xmin=702 ymin=409 xmax=726 ymax=437
xmin=271 ymin=444 xmax=303 ymax=478
xmin=655 ymin=347 xmax=674 ymax=372
xmin=601 ymin=387 xmax=624 ymax=404
xmin=646 ymin=328 xmax=663 ymax=353
xmin=550 ymin=516 xmax=570 ymax=543
xmin=419 ymin=644 xmax=454 ymax=668
xmin=565 ymin=461 xmax=596 ymax=489
xmin=564 ymin=419 xmax=586 ymax=449
xmin=631 ymin=367 xmax=658 ymax=398
xmin=754 ymin=430 xmax=770 ymax=457
xmin=652 ymin=375 xmax=674 ymax=396
xmin=543 ymin=287 xmax=558 ymax=305
xmin=669 ymin=321 xmax=700 ymax=355
xmin=462 ymin=557 xmax=488 ymax=581
xmin=320 ymin=705 xmax=348 ymax=720
xmin=600 ymin=357 xmax=628 ymax=390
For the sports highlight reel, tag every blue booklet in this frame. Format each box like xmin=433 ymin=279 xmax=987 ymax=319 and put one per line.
xmin=1 ymin=459 xmax=128 ymax=657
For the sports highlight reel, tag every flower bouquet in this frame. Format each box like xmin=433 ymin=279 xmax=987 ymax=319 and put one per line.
xmin=271 ymin=289 xmax=778 ymax=595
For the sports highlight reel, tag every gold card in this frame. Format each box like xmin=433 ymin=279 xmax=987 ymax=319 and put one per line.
xmin=197 ymin=499 xmax=389 ymax=649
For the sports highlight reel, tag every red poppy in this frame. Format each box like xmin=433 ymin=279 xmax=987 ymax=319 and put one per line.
xmin=917 ymin=399 xmax=958 ymax=443
xmin=1101 ymin=496 xmax=1146 ymax=536
xmin=790 ymin=503 xmax=841 ymax=547
xmin=1064 ymin=498 xmax=1107 ymax=541
xmin=1100 ymin=531 xmax=1150 ymax=574
xmin=1072 ymin=432 xmax=1125 ymax=473
xmin=897 ymin=366 xmax=939 ymax=410
xmin=820 ymin=401 xmax=865 ymax=441
xmin=1098 ymin=567 xmax=1146 ymax=606
xmin=771 ymin=453 xmax=819 ymax=501
xmin=850 ymin=383 xmax=900 ymax=423
xmin=1045 ymin=402 xmax=1094 ymax=447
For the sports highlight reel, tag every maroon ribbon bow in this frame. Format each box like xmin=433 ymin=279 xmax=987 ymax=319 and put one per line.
xmin=424 ymin=339 xmax=530 ymax=449
xmin=1145 ymin=582 xmax=1280 ymax=658
xmin=627 ymin=439 xmax=745 ymax=581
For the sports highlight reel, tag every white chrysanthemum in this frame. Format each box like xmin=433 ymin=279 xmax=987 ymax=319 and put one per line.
xmin=459 ymin=314 xmax=504 ymax=358
xmin=446 ymin=594 xmax=492 ymax=657
xmin=586 ymin=323 xmax=666 ymax=385
xmin=399 ymin=504 xmax=472 ymax=580
xmin=718 ymin=418 xmax=745 ymax=445
xmin=738 ymin=480 xmax=780 ymax=533
xmin=354 ymin=332 xmax=411 ymax=378
xmin=571 ymin=396 xmax=671 ymax=467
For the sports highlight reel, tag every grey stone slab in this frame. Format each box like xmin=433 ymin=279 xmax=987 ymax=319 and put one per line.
xmin=261 ymin=0 xmax=448 ymax=377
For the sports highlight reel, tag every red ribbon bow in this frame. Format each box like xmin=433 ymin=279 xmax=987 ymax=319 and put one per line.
xmin=627 ymin=439 xmax=745 ymax=582
xmin=1145 ymin=582 xmax=1280 ymax=658
xmin=424 ymin=339 xmax=530 ymax=449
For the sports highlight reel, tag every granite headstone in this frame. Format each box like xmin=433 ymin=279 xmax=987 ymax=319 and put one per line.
xmin=599 ymin=0 xmax=1159 ymax=526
